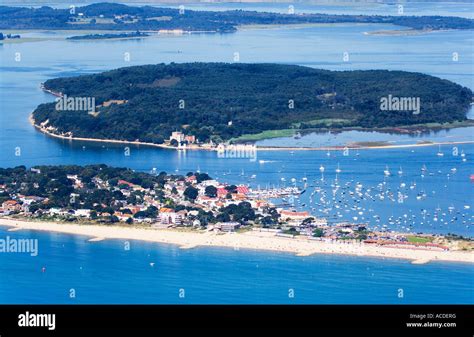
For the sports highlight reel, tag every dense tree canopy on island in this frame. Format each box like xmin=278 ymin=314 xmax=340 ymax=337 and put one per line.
xmin=67 ymin=31 xmax=149 ymax=40
xmin=32 ymin=63 xmax=472 ymax=144
xmin=1 ymin=2 xmax=473 ymax=32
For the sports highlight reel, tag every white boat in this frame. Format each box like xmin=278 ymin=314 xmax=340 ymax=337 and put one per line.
xmin=335 ymin=163 xmax=341 ymax=174
xmin=436 ymin=145 xmax=444 ymax=157
xmin=384 ymin=165 xmax=391 ymax=176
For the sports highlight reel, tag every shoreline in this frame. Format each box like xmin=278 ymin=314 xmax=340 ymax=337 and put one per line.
xmin=364 ymin=28 xmax=454 ymax=36
xmin=30 ymin=114 xmax=179 ymax=151
xmin=30 ymin=114 xmax=474 ymax=152
xmin=0 ymin=218 xmax=472 ymax=264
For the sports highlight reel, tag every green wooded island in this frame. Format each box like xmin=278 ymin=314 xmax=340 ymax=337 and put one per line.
xmin=32 ymin=63 xmax=473 ymax=146
xmin=66 ymin=31 xmax=149 ymax=40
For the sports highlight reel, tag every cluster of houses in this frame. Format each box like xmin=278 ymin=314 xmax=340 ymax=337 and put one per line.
xmin=0 ymin=169 xmax=328 ymax=235
xmin=1 ymin=195 xmax=44 ymax=215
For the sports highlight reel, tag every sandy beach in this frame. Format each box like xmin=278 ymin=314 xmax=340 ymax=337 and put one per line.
xmin=1 ymin=218 xmax=472 ymax=264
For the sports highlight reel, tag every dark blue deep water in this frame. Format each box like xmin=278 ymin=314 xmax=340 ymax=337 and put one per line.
xmin=0 ymin=227 xmax=472 ymax=304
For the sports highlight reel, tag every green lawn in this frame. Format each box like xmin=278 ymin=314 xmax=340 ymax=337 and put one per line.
xmin=231 ymin=129 xmax=295 ymax=142
xmin=406 ymin=235 xmax=433 ymax=244
xmin=232 ymin=118 xmax=354 ymax=142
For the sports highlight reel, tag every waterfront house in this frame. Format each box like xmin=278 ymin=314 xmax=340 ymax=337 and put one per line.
xmin=0 ymin=207 xmax=11 ymax=216
xmin=48 ymin=208 xmax=61 ymax=215
xmin=170 ymin=131 xmax=185 ymax=143
xmin=114 ymin=212 xmax=133 ymax=222
xmin=213 ymin=221 xmax=240 ymax=232
xmin=74 ymin=209 xmax=91 ymax=218
xmin=184 ymin=135 xmax=196 ymax=144
xmin=2 ymin=200 xmax=21 ymax=212
xmin=157 ymin=208 xmax=184 ymax=225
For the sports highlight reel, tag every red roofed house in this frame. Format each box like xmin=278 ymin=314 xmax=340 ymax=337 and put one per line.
xmin=236 ymin=185 xmax=249 ymax=194
xmin=232 ymin=193 xmax=247 ymax=201
xmin=117 ymin=180 xmax=144 ymax=191
xmin=184 ymin=135 xmax=196 ymax=144
xmin=118 ymin=180 xmax=135 ymax=188
xmin=217 ymin=187 xmax=228 ymax=198
xmin=128 ymin=206 xmax=142 ymax=215
xmin=2 ymin=200 xmax=21 ymax=212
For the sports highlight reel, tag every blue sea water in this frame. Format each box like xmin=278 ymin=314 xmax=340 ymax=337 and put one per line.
xmin=0 ymin=6 xmax=473 ymax=303
xmin=0 ymin=227 xmax=472 ymax=304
